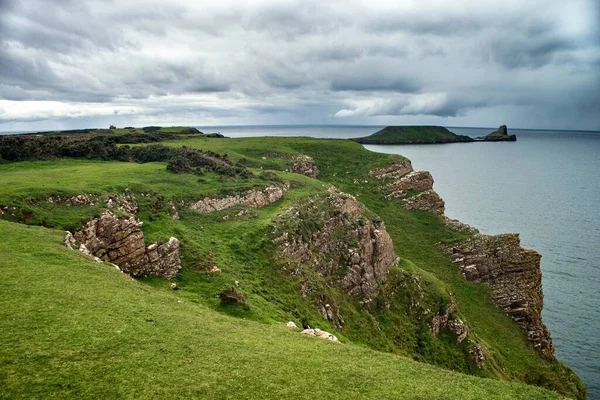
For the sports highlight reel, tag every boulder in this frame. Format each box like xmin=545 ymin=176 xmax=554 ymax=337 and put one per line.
xmin=300 ymin=328 xmax=339 ymax=342
xmin=69 ymin=212 xmax=181 ymax=278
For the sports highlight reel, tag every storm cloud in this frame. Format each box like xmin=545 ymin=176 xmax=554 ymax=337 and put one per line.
xmin=0 ymin=0 xmax=598 ymax=131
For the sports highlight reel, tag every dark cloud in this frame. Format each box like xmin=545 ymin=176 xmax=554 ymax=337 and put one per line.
xmin=0 ymin=0 xmax=598 ymax=130
xmin=330 ymin=76 xmax=420 ymax=93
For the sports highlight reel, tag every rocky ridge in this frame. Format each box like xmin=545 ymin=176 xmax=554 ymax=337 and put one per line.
xmin=65 ymin=211 xmax=181 ymax=278
xmin=273 ymin=193 xmax=396 ymax=303
xmin=371 ymin=158 xmax=555 ymax=359
xmin=184 ymin=183 xmax=290 ymax=213
xmin=369 ymin=160 xmax=445 ymax=215
xmin=443 ymin=233 xmax=554 ymax=360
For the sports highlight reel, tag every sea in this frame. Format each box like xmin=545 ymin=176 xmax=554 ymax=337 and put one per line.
xmin=3 ymin=125 xmax=599 ymax=397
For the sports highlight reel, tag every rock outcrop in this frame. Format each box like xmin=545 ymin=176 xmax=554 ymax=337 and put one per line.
xmin=429 ymin=295 xmax=469 ymax=344
xmin=476 ymin=125 xmax=517 ymax=142
xmin=66 ymin=212 xmax=181 ymax=278
xmin=370 ymin=160 xmax=445 ymax=215
xmin=46 ymin=192 xmax=138 ymax=214
xmin=273 ymin=193 xmax=396 ymax=302
xmin=443 ymin=233 xmax=555 ymax=360
xmin=184 ymin=183 xmax=290 ymax=213
xmin=300 ymin=328 xmax=339 ymax=342
xmin=291 ymin=155 xmax=319 ymax=178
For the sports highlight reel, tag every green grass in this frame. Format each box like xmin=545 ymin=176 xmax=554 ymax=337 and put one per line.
xmin=0 ymin=136 xmax=585 ymax=398
xmin=0 ymin=220 xmax=561 ymax=399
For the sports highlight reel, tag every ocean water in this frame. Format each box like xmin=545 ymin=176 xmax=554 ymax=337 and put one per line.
xmin=198 ymin=125 xmax=600 ymax=398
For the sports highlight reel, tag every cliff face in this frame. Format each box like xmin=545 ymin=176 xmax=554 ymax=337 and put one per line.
xmin=370 ymin=160 xmax=445 ymax=215
xmin=370 ymin=159 xmax=555 ymax=360
xmin=273 ymin=193 xmax=396 ymax=302
xmin=66 ymin=212 xmax=181 ymax=278
xmin=443 ymin=234 xmax=554 ymax=360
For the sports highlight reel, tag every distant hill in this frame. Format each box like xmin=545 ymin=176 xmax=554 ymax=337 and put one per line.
xmin=354 ymin=126 xmax=473 ymax=144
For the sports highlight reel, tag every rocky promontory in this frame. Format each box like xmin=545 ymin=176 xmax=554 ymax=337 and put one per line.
xmin=476 ymin=125 xmax=517 ymax=141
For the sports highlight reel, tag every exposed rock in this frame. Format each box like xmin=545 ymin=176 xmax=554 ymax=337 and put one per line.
xmin=273 ymin=193 xmax=396 ymax=302
xmin=68 ymin=212 xmax=180 ymax=278
xmin=369 ymin=159 xmax=413 ymax=180
xmin=105 ymin=193 xmax=138 ymax=214
xmin=300 ymin=328 xmax=339 ymax=342
xmin=429 ymin=294 xmax=469 ymax=343
xmin=403 ymin=189 xmax=445 ymax=215
xmin=291 ymin=155 xmax=319 ymax=178
xmin=185 ymin=183 xmax=290 ymax=213
xmin=469 ymin=342 xmax=486 ymax=368
xmin=45 ymin=192 xmax=138 ymax=215
xmin=443 ymin=233 xmax=555 ymax=360
xmin=47 ymin=193 xmax=96 ymax=206
xmin=369 ymin=161 xmax=445 ymax=215
xmin=286 ymin=321 xmax=298 ymax=329
xmin=385 ymin=170 xmax=435 ymax=196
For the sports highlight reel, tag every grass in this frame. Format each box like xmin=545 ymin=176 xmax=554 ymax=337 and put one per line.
xmin=0 ymin=135 xmax=586 ymax=399
xmin=0 ymin=220 xmax=562 ymax=399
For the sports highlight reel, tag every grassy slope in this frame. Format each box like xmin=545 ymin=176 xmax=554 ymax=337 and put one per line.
xmin=0 ymin=136 xmax=584 ymax=398
xmin=0 ymin=220 xmax=560 ymax=399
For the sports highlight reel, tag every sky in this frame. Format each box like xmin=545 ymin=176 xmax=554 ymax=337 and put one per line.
xmin=0 ymin=0 xmax=599 ymax=132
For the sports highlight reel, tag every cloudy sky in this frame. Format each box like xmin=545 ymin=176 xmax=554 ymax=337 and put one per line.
xmin=0 ymin=0 xmax=598 ymax=132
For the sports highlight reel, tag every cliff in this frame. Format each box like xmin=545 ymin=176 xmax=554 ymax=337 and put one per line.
xmin=444 ymin=234 xmax=554 ymax=359
xmin=368 ymin=158 xmax=555 ymax=361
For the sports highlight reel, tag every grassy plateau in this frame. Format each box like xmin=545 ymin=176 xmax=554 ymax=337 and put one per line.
xmin=0 ymin=128 xmax=584 ymax=399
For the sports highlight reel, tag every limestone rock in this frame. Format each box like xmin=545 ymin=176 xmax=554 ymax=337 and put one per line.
xmin=286 ymin=321 xmax=298 ymax=329
xmin=273 ymin=193 xmax=396 ymax=303
xmin=469 ymin=342 xmax=486 ymax=368
xmin=369 ymin=161 xmax=445 ymax=215
xmin=69 ymin=212 xmax=181 ymax=278
xmin=291 ymin=155 xmax=319 ymax=178
xmin=370 ymin=159 xmax=413 ymax=180
xmin=300 ymin=328 xmax=339 ymax=342
xmin=403 ymin=189 xmax=445 ymax=215
xmin=444 ymin=233 xmax=555 ymax=360
xmin=185 ymin=183 xmax=290 ymax=213
xmin=429 ymin=294 xmax=469 ymax=343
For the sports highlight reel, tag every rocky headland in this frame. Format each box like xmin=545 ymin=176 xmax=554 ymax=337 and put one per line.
xmin=354 ymin=125 xmax=517 ymax=144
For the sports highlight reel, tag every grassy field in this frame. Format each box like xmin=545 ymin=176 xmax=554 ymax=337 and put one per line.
xmin=0 ymin=136 xmax=585 ymax=398
xmin=0 ymin=220 xmax=562 ymax=399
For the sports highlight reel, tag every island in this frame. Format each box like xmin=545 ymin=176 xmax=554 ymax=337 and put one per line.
xmin=354 ymin=125 xmax=516 ymax=144
xmin=476 ymin=124 xmax=517 ymax=141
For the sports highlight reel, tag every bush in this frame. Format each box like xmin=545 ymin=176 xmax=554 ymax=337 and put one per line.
xmin=142 ymin=126 xmax=162 ymax=133
xmin=166 ymin=156 xmax=192 ymax=173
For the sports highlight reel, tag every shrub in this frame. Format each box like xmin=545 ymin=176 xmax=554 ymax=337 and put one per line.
xmin=166 ymin=156 xmax=192 ymax=173
xmin=219 ymin=286 xmax=245 ymax=305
